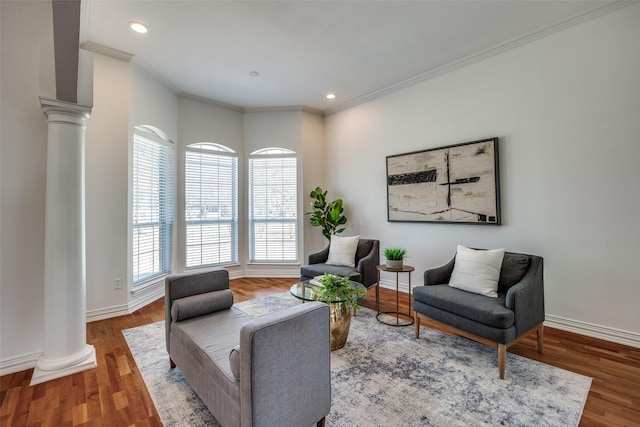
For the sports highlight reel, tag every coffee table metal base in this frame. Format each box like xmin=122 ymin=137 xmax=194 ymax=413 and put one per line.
xmin=375 ymin=264 xmax=415 ymax=327
xmin=376 ymin=311 xmax=414 ymax=327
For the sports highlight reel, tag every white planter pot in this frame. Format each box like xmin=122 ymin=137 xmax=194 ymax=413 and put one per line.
xmin=386 ymin=259 xmax=403 ymax=270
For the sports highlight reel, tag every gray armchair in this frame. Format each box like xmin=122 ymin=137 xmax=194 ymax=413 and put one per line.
xmin=413 ymin=251 xmax=544 ymax=379
xmin=300 ymin=238 xmax=380 ymax=288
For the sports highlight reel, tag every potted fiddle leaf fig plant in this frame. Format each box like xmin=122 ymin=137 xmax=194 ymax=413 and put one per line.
xmin=306 ymin=186 xmax=347 ymax=240
xmin=383 ymin=247 xmax=406 ymax=270
xmin=311 ymin=273 xmax=366 ymax=310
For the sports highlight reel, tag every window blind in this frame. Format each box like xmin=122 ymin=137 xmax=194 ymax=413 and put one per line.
xmin=248 ymin=149 xmax=297 ymax=262
xmin=185 ymin=143 xmax=238 ymax=268
xmin=132 ymin=128 xmax=174 ymax=285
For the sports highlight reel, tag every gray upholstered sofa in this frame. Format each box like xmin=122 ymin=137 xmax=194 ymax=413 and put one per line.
xmin=165 ymin=268 xmax=331 ymax=426
xmin=413 ymin=251 xmax=544 ymax=379
xmin=300 ymin=238 xmax=380 ymax=288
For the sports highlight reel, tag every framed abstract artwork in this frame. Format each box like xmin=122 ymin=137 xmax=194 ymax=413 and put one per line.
xmin=386 ymin=137 xmax=501 ymax=225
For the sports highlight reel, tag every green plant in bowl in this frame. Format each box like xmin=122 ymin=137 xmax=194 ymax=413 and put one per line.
xmin=383 ymin=247 xmax=406 ymax=260
xmin=311 ymin=273 xmax=366 ymax=310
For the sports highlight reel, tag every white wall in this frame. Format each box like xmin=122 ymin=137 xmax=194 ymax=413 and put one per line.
xmin=244 ymin=110 xmax=303 ymax=154
xmin=301 ymin=112 xmax=328 ymax=256
xmin=0 ymin=0 xmax=53 ymax=371
xmin=84 ymin=52 xmax=130 ymax=318
xmin=129 ymin=64 xmax=178 ymax=143
xmin=325 ymin=4 xmax=640 ymax=342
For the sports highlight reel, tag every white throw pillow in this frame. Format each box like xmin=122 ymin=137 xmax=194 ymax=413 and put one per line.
xmin=326 ymin=235 xmax=360 ymax=267
xmin=449 ymin=245 xmax=505 ymax=298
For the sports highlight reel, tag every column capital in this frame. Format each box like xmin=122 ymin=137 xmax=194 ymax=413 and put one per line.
xmin=40 ymin=97 xmax=92 ymax=124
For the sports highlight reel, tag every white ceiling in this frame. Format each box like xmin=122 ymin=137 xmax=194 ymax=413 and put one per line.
xmin=81 ymin=0 xmax=620 ymax=114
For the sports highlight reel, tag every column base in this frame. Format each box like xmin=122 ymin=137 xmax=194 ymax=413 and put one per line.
xmin=30 ymin=345 xmax=97 ymax=386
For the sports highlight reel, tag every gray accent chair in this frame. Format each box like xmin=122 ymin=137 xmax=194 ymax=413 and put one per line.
xmin=165 ymin=268 xmax=331 ymax=427
xmin=413 ymin=251 xmax=544 ymax=379
xmin=300 ymin=238 xmax=380 ymax=288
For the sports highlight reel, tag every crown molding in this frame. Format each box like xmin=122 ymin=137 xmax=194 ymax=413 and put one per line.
xmin=179 ymin=92 xmax=244 ymax=113
xmin=79 ymin=0 xmax=91 ymax=45
xmin=81 ymin=41 xmax=133 ymax=62
xmin=244 ymin=105 xmax=323 ymax=117
xmin=325 ymin=1 xmax=633 ymax=116
xmin=130 ymin=58 xmax=182 ymax=95
xmin=179 ymin=93 xmax=324 ymax=116
xmin=302 ymin=106 xmax=324 ymax=117
xmin=79 ymin=42 xmax=181 ymax=95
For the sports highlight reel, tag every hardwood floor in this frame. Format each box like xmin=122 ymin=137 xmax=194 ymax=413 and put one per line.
xmin=1 ymin=278 xmax=639 ymax=426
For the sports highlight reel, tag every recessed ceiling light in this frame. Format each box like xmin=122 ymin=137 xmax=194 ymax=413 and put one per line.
xmin=326 ymin=93 xmax=336 ymax=99
xmin=129 ymin=21 xmax=148 ymax=34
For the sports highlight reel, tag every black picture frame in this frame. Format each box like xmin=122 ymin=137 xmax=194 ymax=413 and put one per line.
xmin=386 ymin=137 xmax=501 ymax=225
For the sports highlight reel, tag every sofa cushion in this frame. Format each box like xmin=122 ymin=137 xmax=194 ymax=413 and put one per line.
xmin=449 ymin=245 xmax=505 ymax=298
xmin=498 ymin=253 xmax=530 ymax=293
xmin=171 ymin=289 xmax=234 ymax=322
xmin=171 ymin=307 xmax=252 ymax=383
xmin=413 ymin=284 xmax=514 ymax=329
xmin=326 ymin=235 xmax=360 ymax=267
xmin=300 ymin=263 xmax=362 ymax=283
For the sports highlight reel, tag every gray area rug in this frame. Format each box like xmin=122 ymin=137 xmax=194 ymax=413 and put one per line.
xmin=123 ymin=292 xmax=591 ymax=426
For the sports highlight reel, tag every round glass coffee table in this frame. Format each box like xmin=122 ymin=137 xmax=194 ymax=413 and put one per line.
xmin=290 ymin=280 xmax=366 ymax=350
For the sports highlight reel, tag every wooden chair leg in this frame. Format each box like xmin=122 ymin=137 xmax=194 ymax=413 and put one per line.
xmin=498 ymin=344 xmax=506 ymax=380
xmin=317 ymin=416 xmax=326 ymax=427
xmin=414 ymin=312 xmax=421 ymax=339
xmin=537 ymin=324 xmax=544 ymax=353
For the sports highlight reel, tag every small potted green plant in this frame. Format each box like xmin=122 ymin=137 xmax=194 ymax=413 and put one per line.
xmin=384 ymin=247 xmax=406 ymax=270
xmin=311 ymin=273 xmax=366 ymax=310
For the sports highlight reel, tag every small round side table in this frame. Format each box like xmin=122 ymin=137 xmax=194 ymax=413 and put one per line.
xmin=375 ymin=264 xmax=414 ymax=326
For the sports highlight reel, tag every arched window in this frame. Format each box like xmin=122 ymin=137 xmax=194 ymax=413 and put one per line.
xmin=248 ymin=148 xmax=297 ymax=262
xmin=185 ymin=143 xmax=238 ymax=268
xmin=132 ymin=126 xmax=175 ymax=285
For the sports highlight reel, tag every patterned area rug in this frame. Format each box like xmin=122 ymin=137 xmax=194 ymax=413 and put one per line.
xmin=123 ymin=292 xmax=591 ymax=427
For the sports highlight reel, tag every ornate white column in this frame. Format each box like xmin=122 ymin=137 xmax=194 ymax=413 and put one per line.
xmin=31 ymin=98 xmax=96 ymax=385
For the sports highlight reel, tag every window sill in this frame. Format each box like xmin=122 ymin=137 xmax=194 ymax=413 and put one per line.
xmin=130 ymin=276 xmax=166 ymax=297
xmin=186 ymin=263 xmax=241 ymax=271
xmin=247 ymin=262 xmax=301 ymax=266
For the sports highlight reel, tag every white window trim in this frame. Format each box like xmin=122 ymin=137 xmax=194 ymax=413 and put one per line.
xmin=131 ymin=126 xmax=175 ymax=287
xmin=184 ymin=142 xmax=238 ymax=269
xmin=248 ymin=148 xmax=298 ymax=263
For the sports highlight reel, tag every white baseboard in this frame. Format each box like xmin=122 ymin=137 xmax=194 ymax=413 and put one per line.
xmin=0 ymin=350 xmax=41 ymax=376
xmin=86 ymin=304 xmax=130 ymax=323
xmin=545 ymin=314 xmax=640 ymax=349
xmin=128 ymin=279 xmax=165 ymax=314
xmin=378 ymin=278 xmax=411 ymax=294
xmin=243 ymin=264 xmax=300 ymax=278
